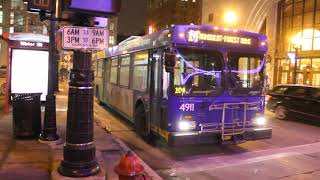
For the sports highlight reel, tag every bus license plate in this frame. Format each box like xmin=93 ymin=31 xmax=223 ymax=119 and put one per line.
xmin=224 ymin=136 xmax=232 ymax=141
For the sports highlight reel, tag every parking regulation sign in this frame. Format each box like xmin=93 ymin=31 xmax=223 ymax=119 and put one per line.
xmin=62 ymin=26 xmax=108 ymax=50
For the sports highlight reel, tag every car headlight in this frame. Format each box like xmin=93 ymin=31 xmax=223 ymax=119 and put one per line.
xmin=253 ymin=117 xmax=266 ymax=126
xmin=178 ymin=121 xmax=196 ymax=131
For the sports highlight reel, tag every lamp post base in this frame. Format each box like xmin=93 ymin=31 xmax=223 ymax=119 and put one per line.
xmin=58 ymin=144 xmax=100 ymax=177
xmin=39 ymin=94 xmax=59 ymax=141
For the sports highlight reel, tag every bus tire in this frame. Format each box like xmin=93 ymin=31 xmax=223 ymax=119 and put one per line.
xmin=134 ymin=105 xmax=151 ymax=140
xmin=275 ymin=105 xmax=288 ymax=120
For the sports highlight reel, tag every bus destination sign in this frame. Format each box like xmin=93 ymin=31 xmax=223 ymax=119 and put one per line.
xmin=187 ymin=29 xmax=252 ymax=46
xmin=62 ymin=26 xmax=108 ymax=50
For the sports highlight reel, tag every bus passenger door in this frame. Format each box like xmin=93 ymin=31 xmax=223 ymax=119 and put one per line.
xmin=149 ymin=49 xmax=162 ymax=134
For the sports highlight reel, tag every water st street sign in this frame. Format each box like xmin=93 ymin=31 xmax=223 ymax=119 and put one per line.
xmin=62 ymin=26 xmax=108 ymax=50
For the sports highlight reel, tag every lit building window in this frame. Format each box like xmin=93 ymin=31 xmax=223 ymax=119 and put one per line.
xmin=109 ymin=22 xmax=114 ymax=31
xmin=10 ymin=27 xmax=14 ymax=33
xmin=10 ymin=12 xmax=14 ymax=24
xmin=0 ymin=27 xmax=2 ymax=35
xmin=109 ymin=35 xmax=115 ymax=45
xmin=17 ymin=16 xmax=23 ymax=25
xmin=148 ymin=25 xmax=154 ymax=34
xmin=11 ymin=0 xmax=24 ymax=10
xmin=0 ymin=11 xmax=3 ymax=24
xmin=290 ymin=29 xmax=320 ymax=51
xmin=208 ymin=13 xmax=213 ymax=22
xmin=43 ymin=25 xmax=48 ymax=34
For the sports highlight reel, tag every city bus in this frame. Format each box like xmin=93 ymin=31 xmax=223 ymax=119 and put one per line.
xmin=94 ymin=25 xmax=272 ymax=146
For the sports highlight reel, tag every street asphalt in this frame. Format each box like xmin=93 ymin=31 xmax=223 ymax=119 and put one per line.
xmin=94 ymin=97 xmax=320 ymax=180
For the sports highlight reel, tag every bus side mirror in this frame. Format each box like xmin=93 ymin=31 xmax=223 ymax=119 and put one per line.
xmin=164 ymin=52 xmax=176 ymax=72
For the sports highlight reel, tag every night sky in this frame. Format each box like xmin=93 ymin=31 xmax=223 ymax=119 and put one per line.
xmin=118 ymin=0 xmax=147 ymax=36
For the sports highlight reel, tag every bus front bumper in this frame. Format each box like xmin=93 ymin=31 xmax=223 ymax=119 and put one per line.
xmin=168 ymin=127 xmax=272 ymax=146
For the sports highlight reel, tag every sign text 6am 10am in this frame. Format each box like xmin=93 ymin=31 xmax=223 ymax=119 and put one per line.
xmin=62 ymin=26 xmax=108 ymax=50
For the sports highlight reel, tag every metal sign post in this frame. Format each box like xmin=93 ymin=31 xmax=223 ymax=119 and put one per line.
xmin=58 ymin=14 xmax=105 ymax=177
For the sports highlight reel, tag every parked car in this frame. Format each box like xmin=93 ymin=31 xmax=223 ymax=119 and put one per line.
xmin=266 ymin=84 xmax=320 ymax=121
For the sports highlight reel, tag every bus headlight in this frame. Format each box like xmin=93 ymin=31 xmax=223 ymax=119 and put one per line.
xmin=178 ymin=121 xmax=196 ymax=131
xmin=253 ymin=117 xmax=266 ymax=126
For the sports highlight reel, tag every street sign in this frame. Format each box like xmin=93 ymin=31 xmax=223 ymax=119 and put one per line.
xmin=62 ymin=26 xmax=108 ymax=50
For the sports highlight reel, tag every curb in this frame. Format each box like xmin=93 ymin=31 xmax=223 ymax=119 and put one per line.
xmin=94 ymin=114 xmax=163 ymax=180
xmin=112 ymin=137 xmax=163 ymax=180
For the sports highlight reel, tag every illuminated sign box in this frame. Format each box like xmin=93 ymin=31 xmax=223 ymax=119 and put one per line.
xmin=28 ymin=0 xmax=55 ymax=13
xmin=187 ymin=30 xmax=254 ymax=46
xmin=67 ymin=0 xmax=121 ymax=17
xmin=11 ymin=49 xmax=49 ymax=101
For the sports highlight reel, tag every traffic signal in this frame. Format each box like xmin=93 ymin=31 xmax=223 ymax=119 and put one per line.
xmin=27 ymin=0 xmax=55 ymax=13
xmin=63 ymin=0 xmax=121 ymax=17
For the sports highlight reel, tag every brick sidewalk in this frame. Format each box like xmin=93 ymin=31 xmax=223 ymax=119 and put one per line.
xmin=0 ymin=93 xmax=161 ymax=180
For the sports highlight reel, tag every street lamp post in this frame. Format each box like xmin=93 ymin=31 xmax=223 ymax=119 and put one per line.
xmin=293 ymin=47 xmax=299 ymax=84
xmin=290 ymin=36 xmax=302 ymax=84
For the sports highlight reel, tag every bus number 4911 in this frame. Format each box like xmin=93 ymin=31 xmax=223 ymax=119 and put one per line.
xmin=179 ymin=103 xmax=195 ymax=111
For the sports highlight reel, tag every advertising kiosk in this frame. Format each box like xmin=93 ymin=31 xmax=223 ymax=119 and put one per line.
xmin=0 ymin=33 xmax=49 ymax=112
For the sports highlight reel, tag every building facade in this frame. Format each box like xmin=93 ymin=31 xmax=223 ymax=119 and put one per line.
xmin=146 ymin=0 xmax=202 ymax=33
xmin=199 ymin=0 xmax=320 ymax=87
xmin=275 ymin=0 xmax=320 ymax=86
xmin=0 ymin=0 xmax=47 ymax=66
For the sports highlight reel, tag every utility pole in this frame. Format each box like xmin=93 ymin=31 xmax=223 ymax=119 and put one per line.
xmin=39 ymin=0 xmax=59 ymax=141
xmin=58 ymin=14 xmax=100 ymax=177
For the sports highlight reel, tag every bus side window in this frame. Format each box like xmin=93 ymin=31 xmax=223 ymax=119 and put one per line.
xmin=110 ymin=57 xmax=118 ymax=84
xmin=133 ymin=51 xmax=148 ymax=91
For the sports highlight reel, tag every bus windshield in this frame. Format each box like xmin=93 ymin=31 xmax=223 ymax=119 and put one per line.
xmin=173 ymin=48 xmax=224 ymax=96
xmin=227 ymin=53 xmax=265 ymax=96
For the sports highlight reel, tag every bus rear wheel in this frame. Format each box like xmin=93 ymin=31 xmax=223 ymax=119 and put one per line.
xmin=134 ymin=105 xmax=151 ymax=140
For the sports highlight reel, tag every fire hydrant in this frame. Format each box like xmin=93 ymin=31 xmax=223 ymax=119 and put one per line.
xmin=115 ymin=151 xmax=150 ymax=180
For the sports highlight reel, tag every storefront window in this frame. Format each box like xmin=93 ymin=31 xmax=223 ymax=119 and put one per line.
xmin=294 ymin=1 xmax=303 ymax=15
xmin=312 ymin=58 xmax=320 ymax=71
xmin=281 ymin=72 xmax=289 ymax=84
xmin=315 ymin=10 xmax=320 ymax=24
xmin=300 ymin=58 xmax=311 ymax=70
xmin=280 ymin=59 xmax=290 ymax=70
xmin=313 ymin=73 xmax=320 ymax=86
xmin=314 ymin=30 xmax=320 ymax=50
xmin=317 ymin=0 xmax=320 ymax=10
xmin=305 ymin=0 xmax=315 ymax=12
xmin=277 ymin=1 xmax=320 ymax=86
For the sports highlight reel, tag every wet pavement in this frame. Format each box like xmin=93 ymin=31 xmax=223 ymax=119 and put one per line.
xmin=95 ymin=101 xmax=320 ymax=180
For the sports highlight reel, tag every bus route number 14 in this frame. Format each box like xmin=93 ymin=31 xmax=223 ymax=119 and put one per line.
xmin=179 ymin=103 xmax=195 ymax=112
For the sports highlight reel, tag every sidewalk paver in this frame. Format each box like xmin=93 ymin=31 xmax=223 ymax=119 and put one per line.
xmin=0 ymin=91 xmax=161 ymax=180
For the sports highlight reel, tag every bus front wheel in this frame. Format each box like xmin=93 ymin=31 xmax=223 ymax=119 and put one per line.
xmin=134 ymin=105 xmax=151 ymax=139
